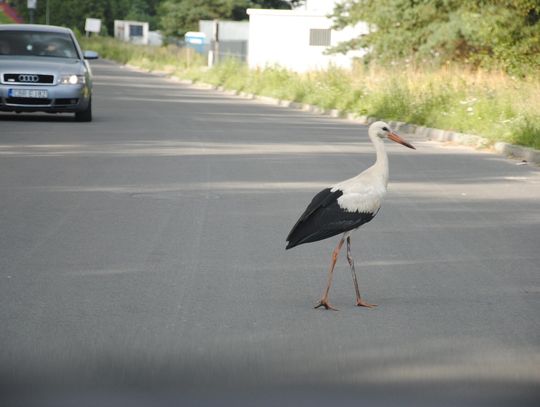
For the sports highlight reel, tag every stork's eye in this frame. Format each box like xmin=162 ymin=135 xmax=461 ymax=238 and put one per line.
xmin=382 ymin=127 xmax=389 ymax=132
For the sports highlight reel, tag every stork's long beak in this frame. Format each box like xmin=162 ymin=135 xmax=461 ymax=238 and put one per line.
xmin=388 ymin=132 xmax=416 ymax=149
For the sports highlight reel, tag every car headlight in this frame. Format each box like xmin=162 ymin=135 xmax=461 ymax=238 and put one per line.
xmin=59 ymin=74 xmax=86 ymax=85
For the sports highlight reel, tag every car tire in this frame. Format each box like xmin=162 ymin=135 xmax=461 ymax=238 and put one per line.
xmin=75 ymin=98 xmax=92 ymax=122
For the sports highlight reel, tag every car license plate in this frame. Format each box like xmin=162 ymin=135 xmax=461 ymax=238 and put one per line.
xmin=8 ymin=89 xmax=49 ymax=98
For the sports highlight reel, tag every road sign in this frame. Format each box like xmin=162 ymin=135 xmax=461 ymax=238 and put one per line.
xmin=85 ymin=18 xmax=102 ymax=34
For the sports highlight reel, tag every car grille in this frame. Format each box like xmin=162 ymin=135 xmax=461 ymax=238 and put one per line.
xmin=5 ymin=97 xmax=52 ymax=105
xmin=3 ymin=73 xmax=55 ymax=84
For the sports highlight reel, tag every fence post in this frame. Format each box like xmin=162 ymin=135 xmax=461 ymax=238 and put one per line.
xmin=213 ymin=19 xmax=220 ymax=65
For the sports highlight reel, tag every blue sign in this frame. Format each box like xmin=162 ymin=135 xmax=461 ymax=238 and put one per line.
xmin=184 ymin=32 xmax=207 ymax=54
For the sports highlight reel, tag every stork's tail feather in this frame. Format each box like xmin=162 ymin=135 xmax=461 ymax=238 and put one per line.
xmin=285 ymin=240 xmax=296 ymax=250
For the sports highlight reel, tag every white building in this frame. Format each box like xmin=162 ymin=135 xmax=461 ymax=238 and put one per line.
xmin=114 ymin=20 xmax=150 ymax=45
xmin=247 ymin=1 xmax=368 ymax=72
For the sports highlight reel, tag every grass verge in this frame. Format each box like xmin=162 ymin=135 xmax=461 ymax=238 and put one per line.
xmin=81 ymin=37 xmax=540 ymax=150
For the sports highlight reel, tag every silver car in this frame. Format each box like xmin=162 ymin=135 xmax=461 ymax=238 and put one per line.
xmin=0 ymin=24 xmax=98 ymax=122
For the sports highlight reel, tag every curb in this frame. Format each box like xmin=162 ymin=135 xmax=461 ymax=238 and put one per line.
xmin=493 ymin=142 xmax=540 ymax=164
xmin=127 ymin=64 xmax=540 ymax=165
xmin=249 ymin=96 xmax=540 ymax=165
xmin=244 ymin=94 xmax=540 ymax=165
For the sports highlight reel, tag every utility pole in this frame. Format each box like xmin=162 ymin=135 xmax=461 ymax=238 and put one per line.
xmin=46 ymin=0 xmax=50 ymax=25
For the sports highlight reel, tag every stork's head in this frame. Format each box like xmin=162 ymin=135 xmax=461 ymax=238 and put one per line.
xmin=369 ymin=121 xmax=416 ymax=149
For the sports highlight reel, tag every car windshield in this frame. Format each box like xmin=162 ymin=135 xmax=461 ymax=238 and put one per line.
xmin=0 ymin=30 xmax=79 ymax=59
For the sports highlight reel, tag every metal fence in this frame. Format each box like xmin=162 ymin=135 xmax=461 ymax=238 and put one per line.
xmin=209 ymin=40 xmax=248 ymax=63
xmin=165 ymin=38 xmax=248 ymax=65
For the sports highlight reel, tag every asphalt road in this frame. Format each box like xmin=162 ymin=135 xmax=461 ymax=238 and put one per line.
xmin=1 ymin=60 xmax=539 ymax=406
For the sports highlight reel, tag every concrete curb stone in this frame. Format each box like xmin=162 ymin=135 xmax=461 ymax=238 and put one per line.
xmin=246 ymin=95 xmax=539 ymax=165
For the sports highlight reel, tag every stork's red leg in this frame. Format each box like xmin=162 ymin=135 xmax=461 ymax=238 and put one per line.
xmin=315 ymin=237 xmax=345 ymax=311
xmin=346 ymin=237 xmax=377 ymax=308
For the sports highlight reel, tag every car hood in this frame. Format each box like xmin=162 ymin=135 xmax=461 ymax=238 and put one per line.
xmin=0 ymin=56 xmax=86 ymax=75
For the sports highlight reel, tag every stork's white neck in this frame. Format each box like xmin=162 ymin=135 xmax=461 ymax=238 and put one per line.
xmin=331 ymin=130 xmax=390 ymax=214
xmin=369 ymin=131 xmax=389 ymax=186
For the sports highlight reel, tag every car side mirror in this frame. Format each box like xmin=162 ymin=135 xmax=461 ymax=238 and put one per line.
xmin=83 ymin=50 xmax=99 ymax=60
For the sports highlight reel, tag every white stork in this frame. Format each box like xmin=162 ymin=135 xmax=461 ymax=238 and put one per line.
xmin=286 ymin=121 xmax=415 ymax=310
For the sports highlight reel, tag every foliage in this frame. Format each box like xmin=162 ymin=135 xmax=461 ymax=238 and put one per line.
xmin=158 ymin=0 xmax=232 ymax=37
xmin=331 ymin=0 xmax=540 ymax=76
xmin=157 ymin=0 xmax=297 ymax=37
xmin=124 ymin=0 xmax=161 ymax=30
xmin=8 ymin=0 xmax=304 ymax=38
xmin=80 ymin=35 xmax=205 ymax=68
xmin=9 ymin=0 xmax=163 ymax=33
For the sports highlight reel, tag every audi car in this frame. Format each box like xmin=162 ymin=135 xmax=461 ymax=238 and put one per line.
xmin=0 ymin=24 xmax=98 ymax=121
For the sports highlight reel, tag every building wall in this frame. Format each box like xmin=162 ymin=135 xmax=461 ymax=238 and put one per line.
xmin=114 ymin=20 xmax=149 ymax=45
xmin=247 ymin=9 xmax=367 ymax=73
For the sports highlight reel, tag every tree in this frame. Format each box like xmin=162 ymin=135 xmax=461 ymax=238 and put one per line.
xmin=9 ymin=0 xmax=162 ymax=34
xmin=331 ymin=0 xmax=540 ymax=74
xmin=124 ymin=0 xmax=161 ymax=29
xmin=9 ymin=0 xmax=304 ymax=37
xmin=158 ymin=0 xmax=301 ymax=38
xmin=158 ymin=0 xmax=230 ymax=37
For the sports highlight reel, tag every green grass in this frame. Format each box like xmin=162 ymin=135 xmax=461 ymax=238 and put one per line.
xmin=80 ymin=37 xmax=540 ymax=150
xmin=80 ymin=36 xmax=205 ymax=72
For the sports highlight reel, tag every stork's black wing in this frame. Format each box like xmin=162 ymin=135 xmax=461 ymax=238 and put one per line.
xmin=286 ymin=188 xmax=375 ymax=249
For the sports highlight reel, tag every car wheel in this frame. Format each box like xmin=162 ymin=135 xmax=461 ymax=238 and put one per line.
xmin=75 ymin=98 xmax=92 ymax=122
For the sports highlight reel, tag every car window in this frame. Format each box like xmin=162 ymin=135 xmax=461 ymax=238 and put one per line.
xmin=0 ymin=30 xmax=79 ymax=59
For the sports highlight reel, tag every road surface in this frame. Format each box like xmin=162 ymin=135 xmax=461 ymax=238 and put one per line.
xmin=1 ymin=60 xmax=539 ymax=406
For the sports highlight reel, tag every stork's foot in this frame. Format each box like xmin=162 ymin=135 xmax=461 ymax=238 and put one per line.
xmin=356 ymin=299 xmax=377 ymax=308
xmin=314 ymin=299 xmax=339 ymax=311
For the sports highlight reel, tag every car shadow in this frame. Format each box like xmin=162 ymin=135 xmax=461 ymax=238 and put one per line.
xmin=0 ymin=113 xmax=79 ymax=122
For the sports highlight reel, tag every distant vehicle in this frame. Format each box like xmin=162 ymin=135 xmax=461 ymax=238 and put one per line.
xmin=0 ymin=24 xmax=98 ymax=122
